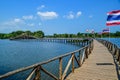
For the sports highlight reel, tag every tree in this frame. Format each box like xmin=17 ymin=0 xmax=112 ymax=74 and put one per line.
xmin=10 ymin=30 xmax=24 ymax=38
xmin=115 ymin=31 xmax=120 ymax=37
xmin=53 ymin=33 xmax=58 ymax=38
xmin=64 ymin=34 xmax=69 ymax=38
xmin=0 ymin=33 xmax=5 ymax=39
xmin=25 ymin=30 xmax=32 ymax=36
xmin=34 ymin=30 xmax=44 ymax=38
xmin=77 ymin=32 xmax=82 ymax=37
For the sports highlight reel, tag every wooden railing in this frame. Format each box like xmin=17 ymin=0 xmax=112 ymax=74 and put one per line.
xmin=0 ymin=38 xmax=93 ymax=80
xmin=97 ymin=39 xmax=120 ymax=64
xmin=12 ymin=38 xmax=89 ymax=47
xmin=35 ymin=38 xmax=89 ymax=46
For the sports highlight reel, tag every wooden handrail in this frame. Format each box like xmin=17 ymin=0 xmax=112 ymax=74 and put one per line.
xmin=97 ymin=39 xmax=120 ymax=64
xmin=0 ymin=38 xmax=94 ymax=80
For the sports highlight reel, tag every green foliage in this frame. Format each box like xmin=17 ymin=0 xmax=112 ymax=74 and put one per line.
xmin=0 ymin=30 xmax=44 ymax=39
xmin=33 ymin=30 xmax=44 ymax=38
xmin=50 ymin=31 xmax=120 ymax=38
xmin=0 ymin=33 xmax=5 ymax=39
xmin=114 ymin=31 xmax=120 ymax=37
xmin=10 ymin=30 xmax=24 ymax=38
xmin=25 ymin=30 xmax=32 ymax=36
xmin=0 ymin=30 xmax=120 ymax=39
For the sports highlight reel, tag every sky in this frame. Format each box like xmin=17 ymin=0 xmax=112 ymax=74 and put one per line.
xmin=0 ymin=0 xmax=120 ymax=35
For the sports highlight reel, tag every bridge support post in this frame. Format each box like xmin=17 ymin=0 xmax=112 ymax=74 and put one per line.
xmin=72 ymin=53 xmax=75 ymax=73
xmin=59 ymin=57 xmax=62 ymax=80
xmin=79 ymin=50 xmax=82 ymax=66
xmin=118 ymin=49 xmax=120 ymax=65
xmin=34 ymin=66 xmax=40 ymax=80
xmin=85 ymin=47 xmax=88 ymax=59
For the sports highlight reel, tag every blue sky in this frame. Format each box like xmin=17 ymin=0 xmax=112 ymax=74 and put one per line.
xmin=0 ymin=0 xmax=120 ymax=35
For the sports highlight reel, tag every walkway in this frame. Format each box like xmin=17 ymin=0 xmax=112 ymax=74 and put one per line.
xmin=66 ymin=40 xmax=118 ymax=80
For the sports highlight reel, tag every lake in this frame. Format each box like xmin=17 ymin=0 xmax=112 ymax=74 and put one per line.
xmin=0 ymin=39 xmax=81 ymax=80
xmin=102 ymin=38 xmax=120 ymax=47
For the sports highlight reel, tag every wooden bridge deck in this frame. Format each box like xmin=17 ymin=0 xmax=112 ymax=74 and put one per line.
xmin=66 ymin=40 xmax=118 ymax=80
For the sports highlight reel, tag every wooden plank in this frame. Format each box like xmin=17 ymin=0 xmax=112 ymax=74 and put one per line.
xmin=118 ymin=49 xmax=120 ymax=65
xmin=59 ymin=57 xmax=62 ymax=80
xmin=72 ymin=53 xmax=74 ymax=73
xmin=34 ymin=66 xmax=40 ymax=80
xmin=85 ymin=47 xmax=88 ymax=58
xmin=80 ymin=49 xmax=85 ymax=65
xmin=62 ymin=54 xmax=74 ymax=80
xmin=79 ymin=50 xmax=82 ymax=66
xmin=26 ymin=69 xmax=36 ymax=80
xmin=41 ymin=66 xmax=58 ymax=80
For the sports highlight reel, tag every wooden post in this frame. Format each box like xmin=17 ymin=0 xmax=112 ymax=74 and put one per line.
xmin=72 ymin=53 xmax=74 ymax=73
xmin=59 ymin=57 xmax=62 ymax=80
xmin=112 ymin=44 xmax=114 ymax=54
xmin=92 ymin=40 xmax=94 ymax=50
xmin=26 ymin=69 xmax=36 ymax=80
xmin=90 ymin=41 xmax=93 ymax=51
xmin=62 ymin=54 xmax=74 ymax=80
xmin=85 ymin=47 xmax=88 ymax=59
xmin=34 ymin=66 xmax=40 ymax=80
xmin=79 ymin=50 xmax=82 ymax=66
xmin=118 ymin=49 xmax=120 ymax=65
xmin=110 ymin=44 xmax=112 ymax=51
xmin=89 ymin=45 xmax=91 ymax=54
xmin=114 ymin=47 xmax=117 ymax=55
xmin=87 ymin=40 xmax=89 ymax=45
xmin=116 ymin=48 xmax=119 ymax=61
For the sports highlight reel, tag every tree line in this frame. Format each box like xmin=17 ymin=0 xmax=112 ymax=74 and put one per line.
xmin=0 ymin=30 xmax=120 ymax=39
xmin=0 ymin=30 xmax=44 ymax=39
xmin=46 ymin=31 xmax=120 ymax=38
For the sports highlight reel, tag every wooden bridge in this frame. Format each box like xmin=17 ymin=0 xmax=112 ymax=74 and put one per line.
xmin=0 ymin=38 xmax=120 ymax=80
xmin=66 ymin=40 xmax=119 ymax=80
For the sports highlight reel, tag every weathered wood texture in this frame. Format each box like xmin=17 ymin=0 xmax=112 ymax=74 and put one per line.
xmin=66 ymin=40 xmax=118 ymax=80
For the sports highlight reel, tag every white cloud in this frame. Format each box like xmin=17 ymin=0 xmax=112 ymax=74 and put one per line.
xmin=67 ymin=13 xmax=74 ymax=19
xmin=37 ymin=11 xmax=58 ymax=20
xmin=14 ymin=18 xmax=22 ymax=23
xmin=22 ymin=15 xmax=34 ymax=20
xmin=64 ymin=11 xmax=74 ymax=19
xmin=64 ymin=11 xmax=82 ymax=19
xmin=37 ymin=5 xmax=45 ymax=10
xmin=76 ymin=11 xmax=82 ymax=17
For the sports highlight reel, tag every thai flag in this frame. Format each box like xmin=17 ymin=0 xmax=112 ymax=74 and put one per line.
xmin=102 ymin=28 xmax=110 ymax=33
xmin=106 ymin=10 xmax=120 ymax=26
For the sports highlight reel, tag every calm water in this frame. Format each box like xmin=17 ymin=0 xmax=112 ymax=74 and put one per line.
xmin=102 ymin=38 xmax=120 ymax=47
xmin=0 ymin=39 xmax=81 ymax=76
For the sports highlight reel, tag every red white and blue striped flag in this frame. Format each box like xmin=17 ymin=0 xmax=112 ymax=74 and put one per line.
xmin=102 ymin=28 xmax=110 ymax=33
xmin=106 ymin=10 xmax=120 ymax=26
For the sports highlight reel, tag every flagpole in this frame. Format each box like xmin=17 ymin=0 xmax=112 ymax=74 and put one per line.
xmin=109 ymin=27 xmax=110 ymax=41
xmin=101 ymin=33 xmax=102 ymax=39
